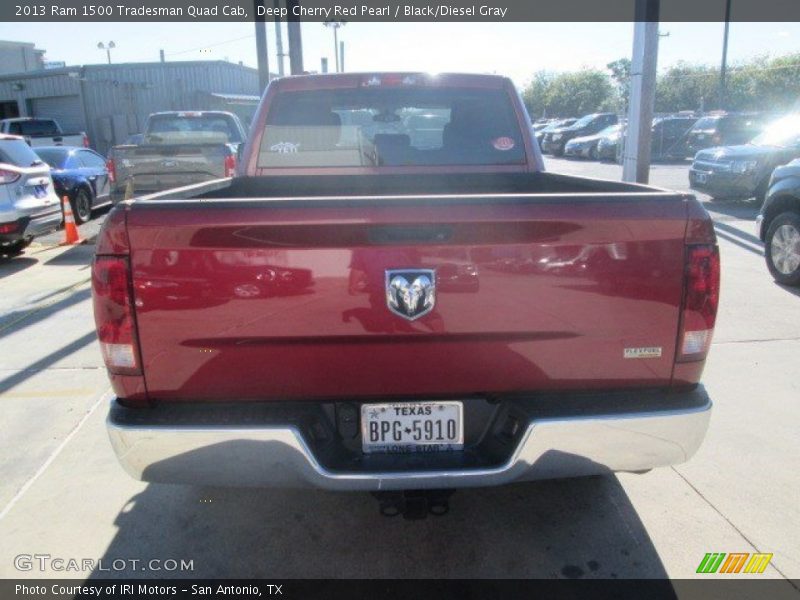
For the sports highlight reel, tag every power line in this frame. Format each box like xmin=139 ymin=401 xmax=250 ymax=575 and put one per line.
xmin=164 ymin=34 xmax=255 ymax=57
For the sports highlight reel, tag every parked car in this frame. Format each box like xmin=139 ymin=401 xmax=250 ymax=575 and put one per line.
xmin=0 ymin=135 xmax=61 ymax=256
xmin=107 ymin=111 xmax=246 ymax=200
xmin=0 ymin=117 xmax=89 ymax=148
xmin=597 ymin=124 xmax=626 ymax=161
xmin=684 ymin=113 xmax=766 ymax=157
xmin=757 ymin=158 xmax=800 ymax=286
xmin=651 ymin=116 xmax=698 ymax=160
xmin=541 ymin=113 xmax=618 ymax=156
xmin=689 ymin=114 xmax=800 ymax=203
xmin=564 ymin=123 xmax=623 ymax=160
xmin=34 ymin=146 xmax=112 ymax=224
xmin=97 ymin=73 xmax=717 ymax=516
xmin=534 ymin=118 xmax=576 ymax=146
xmin=596 ymin=117 xmax=696 ymax=163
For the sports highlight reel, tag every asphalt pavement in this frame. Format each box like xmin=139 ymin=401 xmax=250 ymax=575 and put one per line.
xmin=0 ymin=160 xmax=798 ymax=585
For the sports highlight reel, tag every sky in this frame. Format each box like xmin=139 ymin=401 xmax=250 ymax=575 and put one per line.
xmin=0 ymin=21 xmax=798 ymax=87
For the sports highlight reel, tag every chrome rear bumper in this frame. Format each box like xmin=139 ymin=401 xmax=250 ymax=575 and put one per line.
xmin=107 ymin=389 xmax=712 ymax=491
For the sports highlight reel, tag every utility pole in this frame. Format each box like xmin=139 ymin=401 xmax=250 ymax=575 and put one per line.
xmin=286 ymin=0 xmax=304 ymax=74
xmin=321 ymin=57 xmax=328 ymax=73
xmin=323 ymin=21 xmax=345 ymax=72
xmin=622 ymin=0 xmax=660 ymax=184
xmin=339 ymin=40 xmax=345 ymax=72
xmin=159 ymin=49 xmax=165 ymax=63
xmin=719 ymin=0 xmax=732 ymax=110
xmin=254 ymin=0 xmax=270 ymax=93
xmin=273 ymin=0 xmax=285 ymax=76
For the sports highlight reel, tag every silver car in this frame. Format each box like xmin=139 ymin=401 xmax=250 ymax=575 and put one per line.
xmin=0 ymin=135 xmax=62 ymax=256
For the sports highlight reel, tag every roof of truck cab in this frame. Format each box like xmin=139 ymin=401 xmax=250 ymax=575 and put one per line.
xmin=272 ymin=72 xmax=512 ymax=92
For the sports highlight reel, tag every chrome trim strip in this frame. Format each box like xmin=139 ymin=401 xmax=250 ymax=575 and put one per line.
xmin=107 ymin=396 xmax=712 ymax=491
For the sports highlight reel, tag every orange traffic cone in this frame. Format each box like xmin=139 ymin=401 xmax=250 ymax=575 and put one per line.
xmin=60 ymin=196 xmax=84 ymax=246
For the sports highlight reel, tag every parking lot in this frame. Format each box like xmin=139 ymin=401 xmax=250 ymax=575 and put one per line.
xmin=0 ymin=157 xmax=798 ymax=583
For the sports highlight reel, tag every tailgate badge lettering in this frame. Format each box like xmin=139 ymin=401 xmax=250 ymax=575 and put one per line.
xmin=161 ymin=159 xmax=178 ymax=167
xmin=624 ymin=347 xmax=663 ymax=359
xmin=385 ymin=269 xmax=436 ymax=320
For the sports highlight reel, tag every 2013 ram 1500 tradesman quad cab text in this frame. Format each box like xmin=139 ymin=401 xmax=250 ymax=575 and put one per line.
xmin=93 ymin=73 xmax=718 ymax=504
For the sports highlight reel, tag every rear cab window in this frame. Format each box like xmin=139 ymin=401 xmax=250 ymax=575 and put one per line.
xmin=691 ymin=117 xmax=719 ymax=132
xmin=258 ymin=86 xmax=526 ymax=168
xmin=146 ymin=113 xmax=242 ymax=144
xmin=8 ymin=120 xmax=61 ymax=136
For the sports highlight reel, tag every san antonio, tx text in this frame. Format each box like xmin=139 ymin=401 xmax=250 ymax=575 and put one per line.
xmin=16 ymin=584 xmax=281 ymax=596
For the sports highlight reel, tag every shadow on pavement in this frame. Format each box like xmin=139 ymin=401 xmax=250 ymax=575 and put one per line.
xmin=776 ymin=283 xmax=800 ymax=299
xmin=0 ymin=256 xmax=37 ymax=279
xmin=44 ymin=243 xmax=96 ymax=267
xmin=0 ymin=285 xmax=91 ymax=341
xmin=90 ymin=473 xmax=672 ymax=580
xmin=703 ymin=200 xmax=760 ymax=221
xmin=0 ymin=330 xmax=96 ymax=394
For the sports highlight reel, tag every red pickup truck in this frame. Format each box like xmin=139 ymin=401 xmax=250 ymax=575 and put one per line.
xmin=94 ymin=73 xmax=718 ymax=511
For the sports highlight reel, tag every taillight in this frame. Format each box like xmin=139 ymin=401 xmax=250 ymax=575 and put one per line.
xmin=83 ymin=133 xmax=90 ymax=148
xmin=0 ymin=168 xmax=21 ymax=185
xmin=92 ymin=256 xmax=141 ymax=375
xmin=0 ymin=221 xmax=19 ymax=234
xmin=224 ymin=153 xmax=237 ymax=178
xmin=678 ymin=244 xmax=720 ymax=362
xmin=106 ymin=158 xmax=116 ymax=183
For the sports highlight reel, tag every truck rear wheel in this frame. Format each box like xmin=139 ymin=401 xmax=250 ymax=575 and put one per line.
xmin=766 ymin=211 xmax=800 ymax=286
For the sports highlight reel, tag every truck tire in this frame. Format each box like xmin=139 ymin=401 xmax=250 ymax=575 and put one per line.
xmin=71 ymin=188 xmax=93 ymax=224
xmin=765 ymin=211 xmax=800 ymax=286
xmin=552 ymin=144 xmax=564 ymax=157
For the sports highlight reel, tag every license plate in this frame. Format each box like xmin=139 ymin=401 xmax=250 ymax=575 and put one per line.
xmin=696 ymin=173 xmax=708 ymax=184
xmin=361 ymin=401 xmax=463 ymax=454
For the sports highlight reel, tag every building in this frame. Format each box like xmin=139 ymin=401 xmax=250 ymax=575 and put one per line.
xmin=0 ymin=40 xmax=46 ymax=75
xmin=0 ymin=61 xmax=261 ymax=154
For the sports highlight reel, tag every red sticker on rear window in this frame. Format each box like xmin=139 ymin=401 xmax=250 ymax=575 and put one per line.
xmin=492 ymin=137 xmax=515 ymax=151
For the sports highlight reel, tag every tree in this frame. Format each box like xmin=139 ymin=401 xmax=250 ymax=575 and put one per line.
xmin=606 ymin=58 xmax=631 ymax=111
xmin=521 ymin=69 xmax=614 ymax=118
xmin=654 ymin=61 xmax=717 ymax=113
xmin=521 ymin=71 xmax=554 ymax=119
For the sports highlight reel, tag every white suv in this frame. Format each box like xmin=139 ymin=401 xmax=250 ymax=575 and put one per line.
xmin=0 ymin=135 xmax=62 ymax=256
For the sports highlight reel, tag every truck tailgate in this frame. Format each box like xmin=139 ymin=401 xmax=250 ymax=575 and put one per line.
xmin=127 ymin=195 xmax=688 ymax=401
xmin=116 ymin=144 xmax=227 ymax=192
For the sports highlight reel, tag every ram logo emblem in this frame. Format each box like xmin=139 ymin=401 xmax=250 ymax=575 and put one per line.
xmin=385 ymin=269 xmax=436 ymax=320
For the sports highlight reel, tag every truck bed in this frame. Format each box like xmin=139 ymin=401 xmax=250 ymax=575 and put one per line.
xmin=120 ymin=172 xmax=694 ymax=402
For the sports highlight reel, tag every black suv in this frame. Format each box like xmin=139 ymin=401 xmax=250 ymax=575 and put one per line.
xmin=541 ymin=113 xmax=618 ymax=157
xmin=684 ymin=113 xmax=766 ymax=157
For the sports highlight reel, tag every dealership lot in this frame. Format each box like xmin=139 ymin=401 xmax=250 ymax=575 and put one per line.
xmin=0 ymin=159 xmax=798 ymax=583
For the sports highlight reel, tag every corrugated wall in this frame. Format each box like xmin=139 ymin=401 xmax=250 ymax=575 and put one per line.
xmin=82 ymin=61 xmax=259 ymax=153
xmin=0 ymin=61 xmax=259 ymax=154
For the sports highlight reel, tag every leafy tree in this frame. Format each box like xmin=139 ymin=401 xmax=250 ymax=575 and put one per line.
xmin=521 ymin=71 xmax=554 ymax=119
xmin=606 ymin=58 xmax=631 ymax=110
xmin=522 ymin=69 xmax=615 ymax=118
xmin=522 ymin=53 xmax=800 ymax=118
